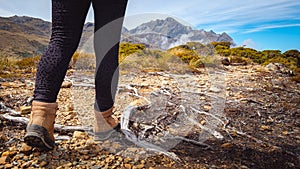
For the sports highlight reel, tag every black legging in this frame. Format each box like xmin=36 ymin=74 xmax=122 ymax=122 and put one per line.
xmin=34 ymin=0 xmax=128 ymax=111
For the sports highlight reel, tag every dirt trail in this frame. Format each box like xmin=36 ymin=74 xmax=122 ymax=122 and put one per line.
xmin=0 ymin=65 xmax=299 ymax=169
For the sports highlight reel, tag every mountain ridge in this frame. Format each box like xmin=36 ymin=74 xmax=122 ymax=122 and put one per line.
xmin=0 ymin=15 xmax=234 ymax=56
xmin=122 ymin=17 xmax=234 ymax=50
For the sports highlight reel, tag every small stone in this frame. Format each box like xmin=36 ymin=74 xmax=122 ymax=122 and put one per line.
xmin=124 ymin=158 xmax=132 ymax=163
xmin=135 ymin=164 xmax=145 ymax=169
xmin=21 ymin=161 xmax=32 ymax=168
xmin=61 ymin=81 xmax=72 ymax=88
xmin=282 ymin=131 xmax=289 ymax=135
xmin=25 ymin=80 xmax=34 ymax=87
xmin=38 ymin=154 xmax=47 ymax=162
xmin=105 ymin=157 xmax=112 ymax=163
xmin=67 ymin=105 xmax=74 ymax=111
xmin=209 ymin=86 xmax=221 ymax=93
xmin=1 ymin=151 xmax=10 ymax=157
xmin=4 ymin=164 xmax=13 ymax=169
xmin=39 ymin=161 xmax=48 ymax=167
xmin=85 ymin=138 xmax=94 ymax=146
xmin=12 ymin=153 xmax=24 ymax=161
xmin=79 ymin=150 xmax=89 ymax=155
xmin=66 ymin=162 xmax=73 ymax=167
xmin=203 ymin=105 xmax=211 ymax=111
xmin=221 ymin=143 xmax=233 ymax=148
xmin=0 ymin=156 xmax=8 ymax=165
xmin=12 ymin=161 xmax=20 ymax=167
xmin=162 ymin=80 xmax=168 ymax=85
xmin=83 ymin=155 xmax=90 ymax=160
xmin=231 ymin=130 xmax=238 ymax=137
xmin=240 ymin=165 xmax=249 ymax=169
xmin=20 ymin=106 xmax=31 ymax=115
xmin=102 ymin=140 xmax=111 ymax=149
xmin=200 ymin=120 xmax=206 ymax=125
xmin=32 ymin=151 xmax=40 ymax=157
xmin=112 ymin=142 xmax=122 ymax=150
xmin=73 ymin=131 xmax=88 ymax=139
xmin=0 ymin=82 xmax=10 ymax=88
xmin=9 ymin=146 xmax=17 ymax=152
xmin=65 ymin=114 xmax=76 ymax=120
xmin=94 ymin=145 xmax=102 ymax=153
xmin=260 ymin=125 xmax=272 ymax=131
xmin=124 ymin=164 xmax=132 ymax=169
xmin=200 ymin=96 xmax=206 ymax=100
xmin=20 ymin=143 xmax=32 ymax=153
xmin=126 ymin=148 xmax=139 ymax=153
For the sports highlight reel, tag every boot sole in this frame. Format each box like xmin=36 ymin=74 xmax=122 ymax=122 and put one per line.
xmin=24 ymin=125 xmax=55 ymax=150
xmin=94 ymin=123 xmax=121 ymax=141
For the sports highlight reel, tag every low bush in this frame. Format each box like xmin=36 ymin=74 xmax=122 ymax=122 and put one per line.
xmin=15 ymin=55 xmax=41 ymax=69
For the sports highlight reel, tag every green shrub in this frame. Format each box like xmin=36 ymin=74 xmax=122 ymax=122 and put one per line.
xmin=0 ymin=56 xmax=10 ymax=71
xmin=15 ymin=55 xmax=41 ymax=69
xmin=70 ymin=52 xmax=95 ymax=70
xmin=168 ymin=45 xmax=200 ymax=63
xmin=119 ymin=43 xmax=146 ymax=62
xmin=263 ymin=56 xmax=297 ymax=70
xmin=210 ymin=41 xmax=231 ymax=49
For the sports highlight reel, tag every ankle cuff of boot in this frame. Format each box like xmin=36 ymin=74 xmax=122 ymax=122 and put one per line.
xmin=95 ymin=107 xmax=114 ymax=118
xmin=31 ymin=101 xmax=58 ymax=113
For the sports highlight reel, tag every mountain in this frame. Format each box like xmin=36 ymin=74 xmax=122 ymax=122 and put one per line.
xmin=0 ymin=15 xmax=51 ymax=57
xmin=0 ymin=15 xmax=234 ymax=57
xmin=122 ymin=17 xmax=234 ymax=50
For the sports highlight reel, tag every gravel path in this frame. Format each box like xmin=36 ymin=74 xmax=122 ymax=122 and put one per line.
xmin=1 ymin=65 xmax=299 ymax=168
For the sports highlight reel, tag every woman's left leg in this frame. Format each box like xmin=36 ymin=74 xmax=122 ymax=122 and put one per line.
xmin=92 ymin=0 xmax=128 ymax=112
xmin=92 ymin=0 xmax=128 ymax=140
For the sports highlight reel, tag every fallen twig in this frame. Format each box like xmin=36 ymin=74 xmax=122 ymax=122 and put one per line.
xmin=1 ymin=102 xmax=91 ymax=133
xmin=0 ymin=102 xmax=21 ymax=116
xmin=164 ymin=135 xmax=212 ymax=149
xmin=0 ymin=113 xmax=91 ymax=133
xmin=229 ymin=128 xmax=263 ymax=144
xmin=190 ymin=107 xmax=225 ymax=126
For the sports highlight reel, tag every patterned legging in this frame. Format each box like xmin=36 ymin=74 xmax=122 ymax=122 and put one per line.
xmin=34 ymin=0 xmax=128 ymax=111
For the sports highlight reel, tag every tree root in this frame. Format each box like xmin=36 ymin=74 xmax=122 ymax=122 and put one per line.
xmin=0 ymin=102 xmax=91 ymax=133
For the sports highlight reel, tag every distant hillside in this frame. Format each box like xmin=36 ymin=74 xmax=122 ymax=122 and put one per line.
xmin=0 ymin=15 xmax=234 ymax=57
xmin=0 ymin=15 xmax=51 ymax=57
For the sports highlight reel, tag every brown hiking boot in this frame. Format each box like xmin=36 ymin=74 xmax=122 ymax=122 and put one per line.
xmin=24 ymin=101 xmax=58 ymax=150
xmin=94 ymin=107 xmax=121 ymax=141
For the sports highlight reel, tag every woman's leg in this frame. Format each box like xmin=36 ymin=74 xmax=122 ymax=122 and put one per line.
xmin=92 ymin=0 xmax=128 ymax=112
xmin=34 ymin=0 xmax=91 ymax=102
xmin=25 ymin=0 xmax=91 ymax=150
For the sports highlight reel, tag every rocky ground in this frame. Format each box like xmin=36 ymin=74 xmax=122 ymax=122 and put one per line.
xmin=0 ymin=63 xmax=299 ymax=169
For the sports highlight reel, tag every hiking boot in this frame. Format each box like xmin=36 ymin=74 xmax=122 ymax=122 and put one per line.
xmin=93 ymin=107 xmax=121 ymax=141
xmin=24 ymin=101 xmax=58 ymax=150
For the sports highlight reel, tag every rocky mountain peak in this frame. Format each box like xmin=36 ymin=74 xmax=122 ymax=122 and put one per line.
xmin=122 ymin=17 xmax=234 ymax=49
xmin=129 ymin=17 xmax=192 ymax=38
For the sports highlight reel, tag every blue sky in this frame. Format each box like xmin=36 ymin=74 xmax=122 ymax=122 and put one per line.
xmin=0 ymin=0 xmax=300 ymax=52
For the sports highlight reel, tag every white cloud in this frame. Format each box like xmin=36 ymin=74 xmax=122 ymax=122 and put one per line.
xmin=0 ymin=8 xmax=13 ymax=17
xmin=244 ymin=23 xmax=300 ymax=33
xmin=242 ymin=39 xmax=257 ymax=49
xmin=126 ymin=0 xmax=300 ymax=33
xmin=1 ymin=0 xmax=300 ymax=34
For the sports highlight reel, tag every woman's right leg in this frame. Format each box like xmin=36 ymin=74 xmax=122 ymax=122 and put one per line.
xmin=25 ymin=0 xmax=91 ymax=150
xmin=34 ymin=0 xmax=91 ymax=102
